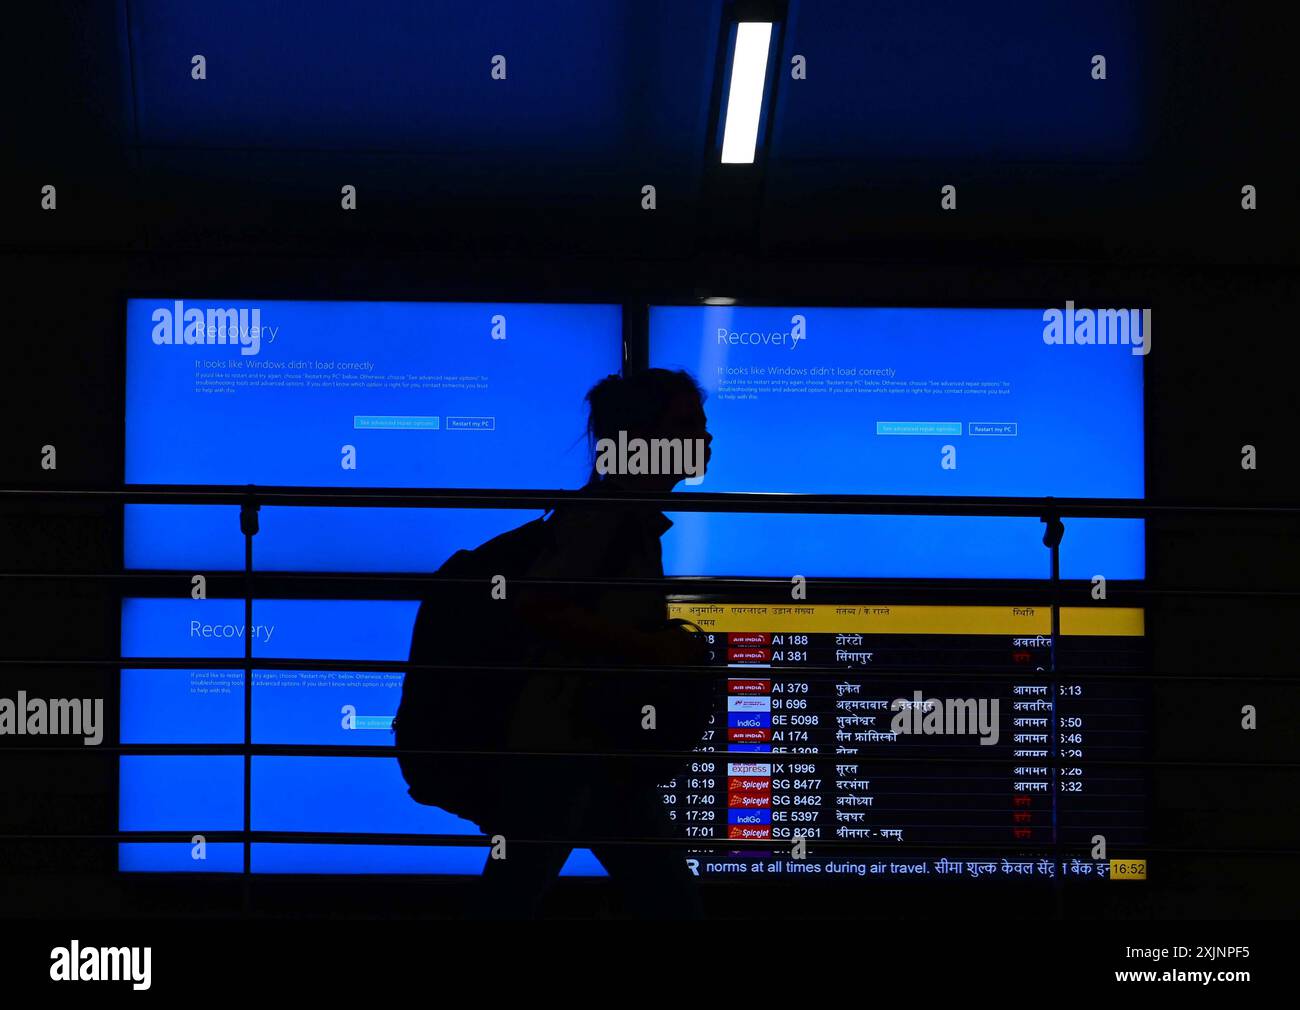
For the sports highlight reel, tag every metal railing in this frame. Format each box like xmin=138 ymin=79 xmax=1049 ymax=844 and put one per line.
xmin=2 ymin=484 xmax=1298 ymax=893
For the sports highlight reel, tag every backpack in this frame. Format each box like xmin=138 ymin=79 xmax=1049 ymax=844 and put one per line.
xmin=393 ymin=507 xmax=717 ymax=828
xmin=392 ymin=512 xmax=557 ymax=826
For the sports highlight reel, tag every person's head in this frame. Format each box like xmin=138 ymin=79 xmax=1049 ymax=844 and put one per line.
xmin=584 ymin=368 xmax=712 ymax=490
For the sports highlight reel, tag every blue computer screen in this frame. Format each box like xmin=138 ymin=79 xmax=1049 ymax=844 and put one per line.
xmin=120 ymin=299 xmax=621 ymax=875
xmin=649 ymin=306 xmax=1145 ymax=579
xmin=126 ymin=298 xmax=620 ymax=488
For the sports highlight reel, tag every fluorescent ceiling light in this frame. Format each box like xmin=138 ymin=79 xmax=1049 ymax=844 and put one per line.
xmin=720 ymin=22 xmax=773 ymax=164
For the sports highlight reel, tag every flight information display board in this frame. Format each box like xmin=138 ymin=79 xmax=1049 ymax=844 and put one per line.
xmin=657 ymin=603 xmax=1147 ymax=881
xmin=119 ymin=597 xmax=1146 ymax=879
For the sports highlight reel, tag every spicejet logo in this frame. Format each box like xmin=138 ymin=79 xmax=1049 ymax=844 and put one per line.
xmin=149 ymin=301 xmax=276 ymax=356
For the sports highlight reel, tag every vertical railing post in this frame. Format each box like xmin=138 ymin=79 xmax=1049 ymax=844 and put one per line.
xmin=1040 ymin=502 xmax=1065 ymax=917
xmin=239 ymin=489 xmax=261 ymax=904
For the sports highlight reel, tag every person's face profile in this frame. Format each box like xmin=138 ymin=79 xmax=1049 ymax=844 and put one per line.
xmin=660 ymin=390 xmax=711 ymax=480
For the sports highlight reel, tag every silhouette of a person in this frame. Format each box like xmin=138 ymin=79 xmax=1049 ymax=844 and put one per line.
xmin=477 ymin=368 xmax=714 ymax=918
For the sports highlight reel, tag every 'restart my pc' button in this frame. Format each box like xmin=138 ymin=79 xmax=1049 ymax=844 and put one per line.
xmin=445 ymin=416 xmax=496 ymax=431
xmin=968 ymin=422 xmax=1018 ymax=436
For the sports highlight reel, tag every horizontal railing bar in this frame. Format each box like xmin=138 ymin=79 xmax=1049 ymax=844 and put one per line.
xmin=0 ymin=656 xmax=1276 ymax=683
xmin=0 ymin=655 xmax=1292 ymax=683
xmin=4 ymin=485 xmax=1299 ymax=517
xmin=3 ymin=570 xmax=1297 ymax=601
xmin=5 ymin=832 xmax=1297 ymax=858
xmin=3 ymin=743 xmax=1295 ymax=771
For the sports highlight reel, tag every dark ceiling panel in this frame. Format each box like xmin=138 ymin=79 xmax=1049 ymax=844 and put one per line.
xmin=116 ymin=0 xmax=724 ymax=254
xmin=4 ymin=1 xmax=1294 ymax=265
xmin=756 ymin=1 xmax=1296 ymax=263
xmin=770 ymin=0 xmax=1147 ymax=165
xmin=3 ymin=0 xmax=141 ymax=250
xmin=127 ymin=0 xmax=722 ymax=169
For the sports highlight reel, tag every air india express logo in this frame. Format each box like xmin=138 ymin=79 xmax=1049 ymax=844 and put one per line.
xmin=149 ymin=301 xmax=277 ymax=356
